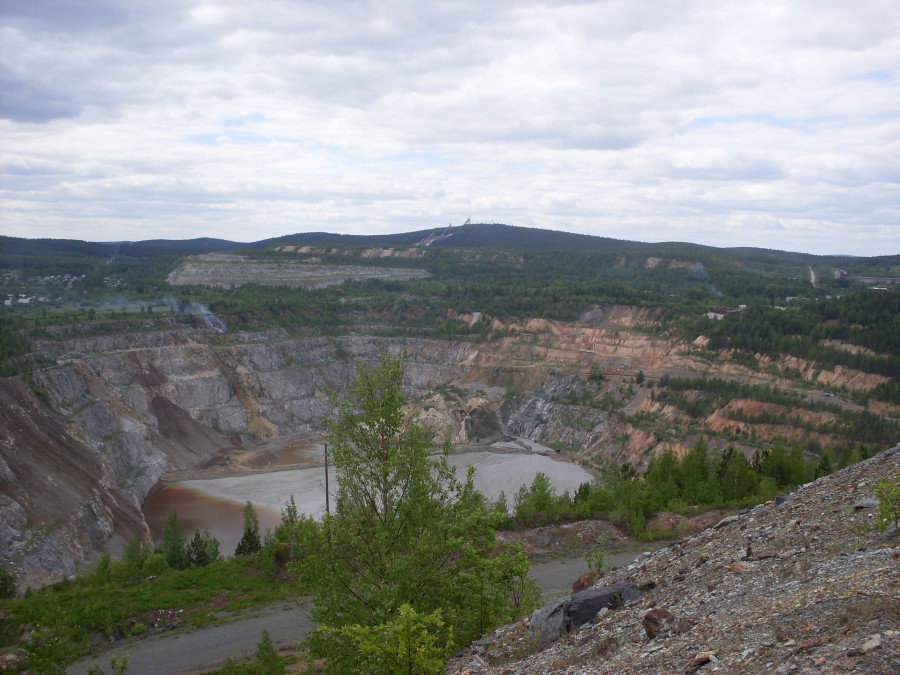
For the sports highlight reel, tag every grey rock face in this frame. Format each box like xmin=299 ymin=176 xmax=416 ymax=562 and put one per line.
xmin=528 ymin=582 xmax=642 ymax=647
xmin=564 ymin=583 xmax=642 ymax=630
xmin=528 ymin=596 xmax=568 ymax=645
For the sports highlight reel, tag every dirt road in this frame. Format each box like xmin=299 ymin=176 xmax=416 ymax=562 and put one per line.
xmin=67 ymin=602 xmax=313 ymax=675
xmin=66 ymin=548 xmax=654 ymax=673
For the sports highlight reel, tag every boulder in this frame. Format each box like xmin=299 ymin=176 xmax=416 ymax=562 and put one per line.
xmin=642 ymin=607 xmax=675 ymax=638
xmin=528 ymin=582 xmax=643 ymax=646
xmin=564 ymin=583 xmax=642 ymax=630
xmin=572 ymin=570 xmax=601 ymax=593
xmin=528 ymin=596 xmax=568 ymax=645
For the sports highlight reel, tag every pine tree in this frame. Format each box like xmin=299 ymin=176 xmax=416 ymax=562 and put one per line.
xmin=235 ymin=502 xmax=261 ymax=556
xmin=187 ymin=529 xmax=221 ymax=567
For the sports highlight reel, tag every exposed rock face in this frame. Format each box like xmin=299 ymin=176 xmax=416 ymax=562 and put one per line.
xmin=167 ymin=253 xmax=429 ymax=288
xmin=448 ymin=447 xmax=900 ymax=674
xmin=2 ymin=306 xmax=895 ymax=582
xmin=0 ymin=378 xmax=147 ymax=584
xmin=1 ymin=333 xmax=496 ymax=580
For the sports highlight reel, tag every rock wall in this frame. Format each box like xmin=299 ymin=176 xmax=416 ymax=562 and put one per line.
xmin=2 ymin=307 xmax=892 ymax=581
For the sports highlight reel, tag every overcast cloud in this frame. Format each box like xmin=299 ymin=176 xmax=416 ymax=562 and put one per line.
xmin=1 ymin=0 xmax=898 ymax=255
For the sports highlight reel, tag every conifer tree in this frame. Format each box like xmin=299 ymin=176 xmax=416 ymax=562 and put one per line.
xmin=235 ymin=501 xmax=261 ymax=556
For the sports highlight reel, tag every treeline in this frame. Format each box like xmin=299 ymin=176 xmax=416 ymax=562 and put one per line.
xmin=502 ymin=438 xmax=869 ymax=537
xmin=696 ymin=294 xmax=900 ymax=380
xmin=655 ymin=375 xmax=804 ymax=415
xmin=0 ymin=317 xmax=33 ymax=376
xmin=653 ymin=376 xmax=900 ymax=447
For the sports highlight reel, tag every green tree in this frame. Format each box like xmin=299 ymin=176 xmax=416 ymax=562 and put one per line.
xmin=644 ymin=449 xmax=680 ymax=509
xmin=678 ymin=438 xmax=719 ymax=505
xmin=187 ymin=529 xmax=221 ymax=567
xmin=718 ymin=449 xmax=758 ymax=504
xmin=254 ymin=629 xmax=284 ymax=674
xmin=514 ymin=472 xmax=555 ymax=526
xmin=235 ymin=502 xmax=261 ymax=556
xmin=304 ymin=356 xmax=535 ymax=667
xmin=159 ymin=511 xmax=188 ymax=570
xmin=114 ymin=536 xmax=151 ymax=582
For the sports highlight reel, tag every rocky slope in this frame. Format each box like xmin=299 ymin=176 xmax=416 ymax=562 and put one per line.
xmin=448 ymin=446 xmax=900 ymax=674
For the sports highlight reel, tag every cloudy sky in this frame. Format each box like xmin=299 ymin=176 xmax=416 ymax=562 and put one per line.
xmin=1 ymin=1 xmax=898 ymax=255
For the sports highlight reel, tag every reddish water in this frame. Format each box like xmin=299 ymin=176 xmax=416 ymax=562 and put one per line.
xmin=144 ymin=482 xmax=282 ymax=557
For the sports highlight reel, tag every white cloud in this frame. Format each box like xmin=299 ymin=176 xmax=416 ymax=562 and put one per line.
xmin=1 ymin=0 xmax=898 ymax=255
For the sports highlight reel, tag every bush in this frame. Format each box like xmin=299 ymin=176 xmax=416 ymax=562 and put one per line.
xmin=0 ymin=566 xmax=17 ymax=599
xmin=872 ymin=471 xmax=900 ymax=533
xmin=113 ymin=537 xmax=151 ymax=583
xmin=319 ymin=604 xmax=453 ymax=674
xmin=584 ymin=533 xmax=610 ymax=576
xmin=254 ymin=629 xmax=284 ymax=674
xmin=142 ymin=552 xmax=169 ymax=577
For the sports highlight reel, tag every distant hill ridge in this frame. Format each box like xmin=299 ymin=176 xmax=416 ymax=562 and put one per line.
xmin=2 ymin=224 xmax=899 ymax=263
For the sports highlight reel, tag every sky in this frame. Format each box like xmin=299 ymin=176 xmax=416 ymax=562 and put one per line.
xmin=1 ymin=1 xmax=898 ymax=256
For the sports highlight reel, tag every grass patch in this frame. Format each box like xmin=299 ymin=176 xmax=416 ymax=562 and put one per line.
xmin=0 ymin=556 xmax=303 ymax=672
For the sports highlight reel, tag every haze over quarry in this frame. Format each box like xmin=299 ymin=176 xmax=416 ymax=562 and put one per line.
xmin=1 ymin=0 xmax=898 ymax=255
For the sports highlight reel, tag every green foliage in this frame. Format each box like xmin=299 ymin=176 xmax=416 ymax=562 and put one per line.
xmin=235 ymin=502 xmax=261 ymax=556
xmin=141 ymin=553 xmax=169 ymax=577
xmin=262 ymin=498 xmax=322 ymax=574
xmin=113 ymin=537 xmax=151 ymax=583
xmin=86 ymin=653 xmax=130 ymax=675
xmin=503 ymin=437 xmax=831 ymax=537
xmin=584 ymin=533 xmax=611 ymax=576
xmin=304 ymin=356 xmax=535 ymax=665
xmin=693 ymin=295 xmax=900 ymax=380
xmin=872 ymin=471 xmax=900 ymax=533
xmin=187 ymin=529 xmax=222 ymax=568
xmin=0 ymin=567 xmax=17 ymax=599
xmin=1 ymin=555 xmax=299 ymax=672
xmin=319 ymin=603 xmax=454 ymax=675
xmin=159 ymin=512 xmax=188 ymax=570
xmin=514 ymin=472 xmax=556 ymax=526
xmin=253 ymin=629 xmax=284 ymax=674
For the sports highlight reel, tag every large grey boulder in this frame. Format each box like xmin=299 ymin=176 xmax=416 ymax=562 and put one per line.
xmin=564 ymin=583 xmax=642 ymax=630
xmin=529 ymin=582 xmax=642 ymax=646
xmin=528 ymin=596 xmax=569 ymax=645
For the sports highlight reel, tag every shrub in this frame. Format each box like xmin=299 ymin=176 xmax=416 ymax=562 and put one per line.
xmin=254 ymin=629 xmax=284 ymax=674
xmin=141 ymin=553 xmax=169 ymax=577
xmin=872 ymin=470 xmax=900 ymax=533
xmin=0 ymin=566 xmax=17 ymax=599
xmin=319 ymin=604 xmax=453 ymax=674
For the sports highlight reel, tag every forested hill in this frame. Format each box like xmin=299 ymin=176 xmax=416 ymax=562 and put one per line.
xmin=3 ymin=224 xmax=899 ymax=269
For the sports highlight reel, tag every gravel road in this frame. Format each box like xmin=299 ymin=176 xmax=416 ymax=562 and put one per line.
xmin=67 ymin=602 xmax=313 ymax=675
xmin=66 ymin=549 xmax=649 ymax=674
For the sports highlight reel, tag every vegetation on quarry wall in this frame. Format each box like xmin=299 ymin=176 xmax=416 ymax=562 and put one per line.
xmin=504 ymin=437 xmax=870 ymax=537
